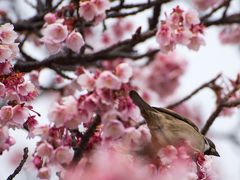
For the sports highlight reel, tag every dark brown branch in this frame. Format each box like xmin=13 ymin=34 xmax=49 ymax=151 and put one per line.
xmin=166 ymin=74 xmax=222 ymax=109
xmin=7 ymin=147 xmax=29 ymax=180
xmin=149 ymin=3 xmax=161 ymax=30
xmin=70 ymin=114 xmax=101 ymax=167
xmin=204 ymin=13 xmax=240 ymax=27
xmin=14 ymin=29 xmax=157 ymax=72
xmin=201 ymin=85 xmax=240 ymax=135
xmin=223 ymin=99 xmax=240 ymax=108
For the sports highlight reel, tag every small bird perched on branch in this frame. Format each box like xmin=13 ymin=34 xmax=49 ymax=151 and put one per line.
xmin=129 ymin=90 xmax=219 ymax=157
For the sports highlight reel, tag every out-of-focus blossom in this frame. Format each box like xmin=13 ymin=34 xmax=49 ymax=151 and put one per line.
xmin=116 ymin=63 xmax=133 ymax=83
xmin=146 ymin=52 xmax=187 ymax=98
xmin=38 ymin=167 xmax=51 ymax=180
xmin=36 ymin=141 xmax=54 ymax=158
xmin=54 ymin=146 xmax=74 ymax=165
xmin=191 ymin=0 xmax=222 ymax=11
xmin=219 ymin=25 xmax=240 ymax=44
xmin=103 ymin=119 xmax=125 ymax=139
xmin=44 ymin=13 xmax=57 ymax=24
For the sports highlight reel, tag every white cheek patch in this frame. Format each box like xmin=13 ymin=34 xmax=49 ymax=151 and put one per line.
xmin=204 ymin=138 xmax=210 ymax=152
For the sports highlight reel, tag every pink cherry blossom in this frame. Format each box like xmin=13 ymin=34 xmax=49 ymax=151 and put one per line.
xmin=77 ymin=72 xmax=95 ymax=91
xmin=38 ymin=167 xmax=51 ymax=179
xmin=95 ymin=71 xmax=121 ymax=90
xmin=79 ymin=1 xmax=97 ymax=21
xmin=66 ymin=31 xmax=85 ymax=53
xmin=42 ymin=23 xmax=68 ymax=43
xmin=93 ymin=0 xmax=110 ymax=13
xmin=0 ymin=45 xmax=12 ymax=62
xmin=103 ymin=120 xmax=125 ymax=139
xmin=0 ymin=23 xmax=18 ymax=44
xmin=54 ymin=146 xmax=73 ymax=165
xmin=44 ymin=13 xmax=57 ymax=24
xmin=36 ymin=141 xmax=54 ymax=158
xmin=11 ymin=105 xmax=29 ymax=127
xmin=115 ymin=63 xmax=133 ymax=83
xmin=17 ymin=80 xmax=36 ymax=96
xmin=0 ymin=82 xmax=5 ymax=96
xmin=156 ymin=6 xmax=204 ymax=53
xmin=44 ymin=39 xmax=62 ymax=55
xmin=0 ymin=106 xmax=13 ymax=124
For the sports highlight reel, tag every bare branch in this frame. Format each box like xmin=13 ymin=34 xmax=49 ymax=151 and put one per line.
xmin=7 ymin=147 xmax=29 ymax=180
xmin=166 ymin=74 xmax=222 ymax=109
xmin=70 ymin=114 xmax=101 ymax=167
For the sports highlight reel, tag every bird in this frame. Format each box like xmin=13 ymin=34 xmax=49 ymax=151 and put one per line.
xmin=129 ymin=90 xmax=219 ymax=157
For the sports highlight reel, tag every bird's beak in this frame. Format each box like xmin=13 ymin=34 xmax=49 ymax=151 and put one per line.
xmin=212 ymin=149 xmax=220 ymax=157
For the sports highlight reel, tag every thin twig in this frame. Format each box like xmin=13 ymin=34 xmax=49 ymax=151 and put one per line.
xmin=7 ymin=147 xmax=29 ymax=180
xmin=70 ymin=114 xmax=101 ymax=167
xmin=201 ymin=85 xmax=240 ymax=135
xmin=166 ymin=74 xmax=222 ymax=109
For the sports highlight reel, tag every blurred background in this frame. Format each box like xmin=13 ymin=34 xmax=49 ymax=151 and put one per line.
xmin=0 ymin=0 xmax=239 ymax=179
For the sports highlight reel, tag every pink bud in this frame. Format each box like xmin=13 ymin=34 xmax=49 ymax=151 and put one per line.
xmin=66 ymin=31 xmax=85 ymax=53
xmin=44 ymin=13 xmax=57 ymax=24
xmin=79 ymin=1 xmax=97 ymax=21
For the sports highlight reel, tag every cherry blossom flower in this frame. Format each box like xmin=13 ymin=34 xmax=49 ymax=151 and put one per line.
xmin=219 ymin=25 xmax=240 ymax=44
xmin=54 ymin=146 xmax=74 ymax=165
xmin=44 ymin=13 xmax=57 ymax=24
xmin=156 ymin=6 xmax=205 ymax=53
xmin=0 ymin=23 xmax=18 ymax=44
xmin=79 ymin=1 xmax=98 ymax=21
xmin=36 ymin=141 xmax=54 ymax=158
xmin=42 ymin=23 xmax=68 ymax=43
xmin=115 ymin=63 xmax=133 ymax=83
xmin=38 ymin=167 xmax=51 ymax=179
xmin=66 ymin=31 xmax=85 ymax=53
xmin=95 ymin=71 xmax=121 ymax=90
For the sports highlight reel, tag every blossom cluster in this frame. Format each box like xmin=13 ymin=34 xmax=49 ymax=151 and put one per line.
xmin=156 ymin=6 xmax=205 ymax=53
xmin=79 ymin=0 xmax=110 ymax=22
xmin=42 ymin=15 xmax=85 ymax=54
xmin=62 ymin=145 xmax=215 ymax=180
xmin=132 ymin=52 xmax=187 ymax=100
xmin=0 ymin=23 xmax=18 ymax=74
xmin=219 ymin=25 xmax=240 ymax=44
xmin=191 ymin=0 xmax=222 ymax=11
xmin=0 ymin=23 xmax=38 ymax=154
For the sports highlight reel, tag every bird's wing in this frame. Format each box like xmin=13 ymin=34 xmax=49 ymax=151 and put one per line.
xmin=152 ymin=107 xmax=199 ymax=132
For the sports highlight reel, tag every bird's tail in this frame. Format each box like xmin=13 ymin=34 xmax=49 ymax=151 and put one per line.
xmin=129 ymin=90 xmax=152 ymax=111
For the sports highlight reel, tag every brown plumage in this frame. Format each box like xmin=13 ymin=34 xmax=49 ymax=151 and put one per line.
xmin=129 ymin=90 xmax=219 ymax=157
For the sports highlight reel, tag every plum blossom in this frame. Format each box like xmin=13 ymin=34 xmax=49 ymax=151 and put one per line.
xmin=156 ymin=6 xmax=205 ymax=53
xmin=66 ymin=31 xmax=85 ymax=53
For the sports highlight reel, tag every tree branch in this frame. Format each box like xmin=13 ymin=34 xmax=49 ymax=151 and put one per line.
xmin=7 ymin=147 xmax=29 ymax=180
xmin=70 ymin=114 xmax=101 ymax=167
xmin=166 ymin=74 xmax=222 ymax=109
